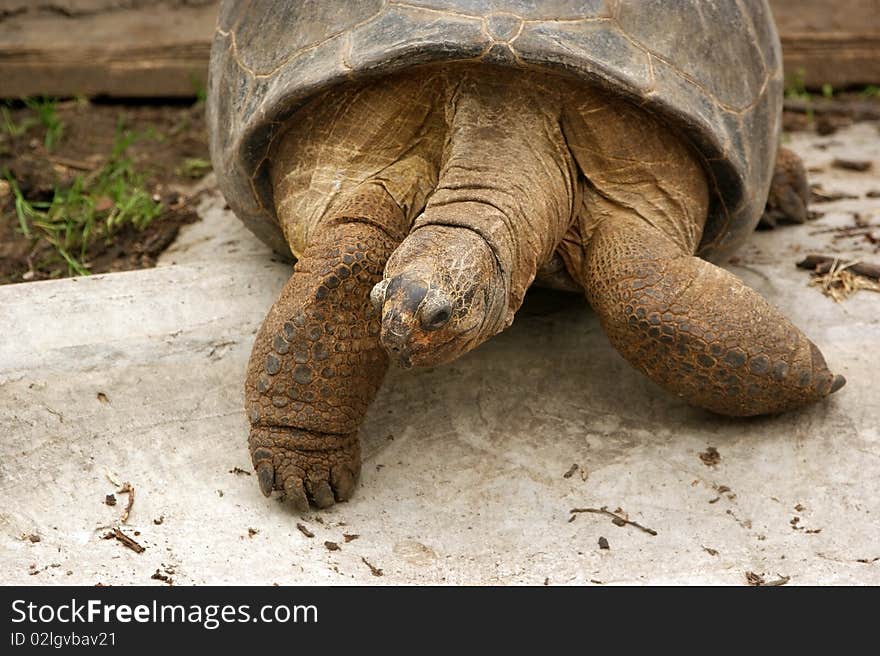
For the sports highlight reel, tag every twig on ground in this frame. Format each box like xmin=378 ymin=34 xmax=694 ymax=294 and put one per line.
xmin=798 ymin=255 xmax=880 ymax=301
xmin=361 ymin=557 xmax=384 ymax=577
xmin=797 ymin=254 xmax=880 ymax=280
xmin=102 ymin=528 xmax=145 ymax=554
xmin=117 ymin=482 xmax=135 ymax=523
xmin=746 ymin=571 xmax=790 ymax=586
xmin=47 ymin=155 xmax=99 ymax=171
xmin=569 ymin=506 xmax=658 ymax=536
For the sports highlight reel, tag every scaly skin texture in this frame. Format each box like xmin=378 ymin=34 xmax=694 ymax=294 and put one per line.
xmin=247 ymin=72 xmax=447 ymax=509
xmin=271 ymin=71 xmax=445 ymax=257
xmin=563 ymin=89 xmax=843 ymax=416
xmin=583 ymin=210 xmax=844 ymax=416
xmin=246 ymin=185 xmax=408 ymax=509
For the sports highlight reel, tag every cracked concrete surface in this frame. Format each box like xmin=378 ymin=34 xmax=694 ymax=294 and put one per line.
xmin=1 ymin=122 xmax=878 ymax=585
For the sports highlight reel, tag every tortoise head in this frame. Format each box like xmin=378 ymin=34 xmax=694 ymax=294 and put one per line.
xmin=370 ymin=225 xmax=508 ymax=368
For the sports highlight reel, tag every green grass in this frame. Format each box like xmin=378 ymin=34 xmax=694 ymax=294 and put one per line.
xmin=862 ymin=85 xmax=880 ymax=98
xmin=782 ymin=69 xmax=816 ymax=123
xmin=2 ymin=105 xmax=36 ymax=139
xmin=25 ymin=98 xmax=64 ymax=151
xmin=784 ymin=69 xmax=811 ymax=101
xmin=177 ymin=157 xmax=211 ymax=179
xmin=2 ymin=97 xmax=65 ymax=151
xmin=190 ymin=74 xmax=207 ymax=105
xmin=4 ymin=121 xmax=163 ymax=277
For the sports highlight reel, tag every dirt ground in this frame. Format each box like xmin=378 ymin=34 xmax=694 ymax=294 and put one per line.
xmin=0 ymin=99 xmax=209 ymax=284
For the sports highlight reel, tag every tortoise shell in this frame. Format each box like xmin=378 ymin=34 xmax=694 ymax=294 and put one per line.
xmin=207 ymin=0 xmax=783 ymax=262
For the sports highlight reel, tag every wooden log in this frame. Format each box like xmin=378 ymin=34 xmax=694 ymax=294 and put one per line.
xmin=772 ymin=0 xmax=880 ymax=88
xmin=0 ymin=2 xmax=215 ymax=98
xmin=780 ymin=33 xmax=880 ymax=89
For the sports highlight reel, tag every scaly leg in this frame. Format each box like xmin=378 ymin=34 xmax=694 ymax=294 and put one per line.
xmin=246 ymin=185 xmax=408 ymax=509
xmin=583 ymin=209 xmax=845 ymax=416
xmin=562 ymin=85 xmax=844 ymax=415
xmin=248 ymin=70 xmax=445 ymax=509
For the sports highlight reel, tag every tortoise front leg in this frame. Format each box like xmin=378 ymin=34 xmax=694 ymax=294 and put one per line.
xmin=246 ymin=185 xmax=407 ymax=510
xmin=583 ymin=211 xmax=845 ymax=416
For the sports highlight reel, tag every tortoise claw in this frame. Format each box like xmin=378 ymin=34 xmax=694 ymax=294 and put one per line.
xmin=256 ymin=461 xmax=274 ymax=497
xmin=331 ymin=466 xmax=357 ymax=501
xmin=283 ymin=477 xmax=310 ymax=513
xmin=307 ymin=480 xmax=336 ymax=509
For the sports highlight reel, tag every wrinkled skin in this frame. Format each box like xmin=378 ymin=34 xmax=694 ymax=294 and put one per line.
xmin=246 ymin=66 xmax=844 ymax=509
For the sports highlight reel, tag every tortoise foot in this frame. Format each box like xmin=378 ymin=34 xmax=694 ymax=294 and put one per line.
xmin=760 ymin=146 xmax=810 ymax=228
xmin=249 ymin=426 xmax=361 ymax=511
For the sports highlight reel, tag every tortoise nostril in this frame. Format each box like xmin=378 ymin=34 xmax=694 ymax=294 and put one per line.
xmin=420 ymin=302 xmax=452 ymax=331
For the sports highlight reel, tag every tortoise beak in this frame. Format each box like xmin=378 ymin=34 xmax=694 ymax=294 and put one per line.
xmin=379 ymin=316 xmax=414 ymax=368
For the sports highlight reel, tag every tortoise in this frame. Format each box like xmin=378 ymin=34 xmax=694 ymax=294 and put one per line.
xmin=207 ymin=0 xmax=844 ymax=511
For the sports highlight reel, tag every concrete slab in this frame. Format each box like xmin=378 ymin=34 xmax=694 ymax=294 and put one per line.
xmin=1 ymin=123 xmax=879 ymax=586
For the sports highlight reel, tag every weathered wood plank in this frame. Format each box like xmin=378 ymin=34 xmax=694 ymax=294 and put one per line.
xmin=0 ymin=1 xmax=216 ymax=97
xmin=772 ymin=0 xmax=880 ymax=87
xmin=780 ymin=33 xmax=880 ymax=88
